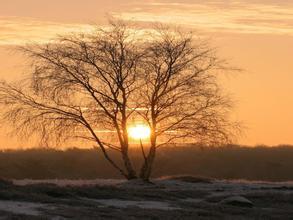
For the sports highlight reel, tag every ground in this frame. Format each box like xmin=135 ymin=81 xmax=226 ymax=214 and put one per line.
xmin=0 ymin=177 xmax=293 ymax=219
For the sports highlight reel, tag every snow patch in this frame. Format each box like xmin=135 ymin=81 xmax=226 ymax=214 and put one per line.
xmin=181 ymin=198 xmax=204 ymax=203
xmin=89 ymin=198 xmax=180 ymax=210
xmin=13 ymin=179 xmax=125 ymax=187
xmin=0 ymin=200 xmax=44 ymax=216
xmin=220 ymin=196 xmax=254 ymax=208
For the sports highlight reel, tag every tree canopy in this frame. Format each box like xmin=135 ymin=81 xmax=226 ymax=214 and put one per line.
xmin=0 ymin=21 xmax=239 ymax=180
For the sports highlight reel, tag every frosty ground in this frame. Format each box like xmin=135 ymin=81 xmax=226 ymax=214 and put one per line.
xmin=0 ymin=177 xmax=293 ymax=219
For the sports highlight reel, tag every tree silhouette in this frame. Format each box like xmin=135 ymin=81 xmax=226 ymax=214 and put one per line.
xmin=0 ymin=21 xmax=239 ymax=181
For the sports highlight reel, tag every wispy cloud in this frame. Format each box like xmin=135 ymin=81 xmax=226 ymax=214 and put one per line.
xmin=0 ymin=17 xmax=93 ymax=45
xmin=1 ymin=1 xmax=293 ymax=46
xmin=114 ymin=1 xmax=293 ymax=35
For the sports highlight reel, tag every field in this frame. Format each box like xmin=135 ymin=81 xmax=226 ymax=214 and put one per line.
xmin=0 ymin=145 xmax=293 ymax=181
xmin=0 ymin=146 xmax=293 ymax=219
xmin=0 ymin=177 xmax=293 ymax=219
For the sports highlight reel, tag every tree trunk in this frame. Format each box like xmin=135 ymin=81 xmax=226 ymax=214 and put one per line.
xmin=139 ymin=146 xmax=156 ymax=181
xmin=121 ymin=123 xmax=137 ymax=180
xmin=121 ymin=148 xmax=137 ymax=179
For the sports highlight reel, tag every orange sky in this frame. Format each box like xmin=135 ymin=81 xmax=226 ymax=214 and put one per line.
xmin=0 ymin=0 xmax=292 ymax=148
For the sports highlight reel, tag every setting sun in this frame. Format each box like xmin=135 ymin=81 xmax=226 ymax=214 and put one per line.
xmin=128 ymin=124 xmax=151 ymax=140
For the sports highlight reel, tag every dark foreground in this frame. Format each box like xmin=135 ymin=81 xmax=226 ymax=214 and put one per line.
xmin=0 ymin=177 xmax=293 ymax=219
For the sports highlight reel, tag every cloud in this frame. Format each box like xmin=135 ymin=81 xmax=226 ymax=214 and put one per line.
xmin=0 ymin=17 xmax=93 ymax=45
xmin=114 ymin=0 xmax=293 ymax=35
xmin=1 ymin=1 xmax=293 ymax=46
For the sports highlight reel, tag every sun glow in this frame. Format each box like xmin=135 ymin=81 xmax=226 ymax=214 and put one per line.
xmin=128 ymin=124 xmax=151 ymax=140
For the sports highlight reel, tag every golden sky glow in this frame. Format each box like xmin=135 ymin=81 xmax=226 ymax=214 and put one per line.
xmin=0 ymin=0 xmax=292 ymax=147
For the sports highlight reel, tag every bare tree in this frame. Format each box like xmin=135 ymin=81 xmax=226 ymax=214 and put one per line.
xmin=137 ymin=27 xmax=239 ymax=180
xmin=0 ymin=21 xmax=239 ymax=181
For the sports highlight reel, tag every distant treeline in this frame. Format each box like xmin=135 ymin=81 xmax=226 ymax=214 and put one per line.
xmin=0 ymin=145 xmax=293 ymax=181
